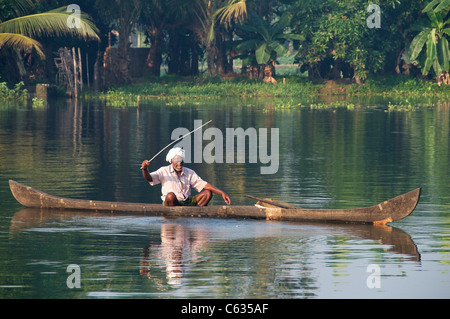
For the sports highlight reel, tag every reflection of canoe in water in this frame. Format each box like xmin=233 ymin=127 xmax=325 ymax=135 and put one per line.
xmin=10 ymin=208 xmax=421 ymax=262
xmin=9 ymin=180 xmax=421 ymax=225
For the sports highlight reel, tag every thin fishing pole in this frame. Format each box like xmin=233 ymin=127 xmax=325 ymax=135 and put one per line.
xmin=140 ymin=120 xmax=212 ymax=169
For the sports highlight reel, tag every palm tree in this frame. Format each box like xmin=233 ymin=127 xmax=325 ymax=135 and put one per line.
xmin=0 ymin=5 xmax=100 ymax=60
xmin=233 ymin=11 xmax=303 ymax=79
xmin=140 ymin=0 xmax=173 ymax=76
xmin=190 ymin=0 xmax=247 ymax=76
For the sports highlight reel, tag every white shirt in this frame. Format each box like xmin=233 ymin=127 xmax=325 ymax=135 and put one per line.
xmin=149 ymin=165 xmax=207 ymax=201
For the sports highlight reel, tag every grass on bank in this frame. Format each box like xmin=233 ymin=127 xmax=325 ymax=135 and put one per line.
xmin=2 ymin=74 xmax=449 ymax=109
xmin=85 ymin=74 xmax=450 ymax=107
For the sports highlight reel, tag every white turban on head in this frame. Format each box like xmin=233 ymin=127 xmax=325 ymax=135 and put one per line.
xmin=166 ymin=147 xmax=185 ymax=163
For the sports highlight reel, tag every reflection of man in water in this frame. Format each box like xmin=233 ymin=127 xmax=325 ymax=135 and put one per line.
xmin=140 ymin=224 xmax=208 ymax=286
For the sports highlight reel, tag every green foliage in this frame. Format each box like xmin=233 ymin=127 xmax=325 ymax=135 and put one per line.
xmin=291 ymin=0 xmax=416 ymax=82
xmin=347 ymin=75 xmax=444 ymax=96
xmin=407 ymin=3 xmax=450 ymax=76
xmin=233 ymin=11 xmax=303 ymax=66
xmin=87 ymin=75 xmax=318 ymax=106
xmin=423 ymin=0 xmax=450 ymax=14
xmin=31 ymin=97 xmax=46 ymax=107
xmin=0 ymin=81 xmax=27 ymax=101
xmin=0 ymin=3 xmax=100 ymax=59
xmin=2 ymin=0 xmax=448 ymax=86
xmin=85 ymin=74 xmax=450 ymax=108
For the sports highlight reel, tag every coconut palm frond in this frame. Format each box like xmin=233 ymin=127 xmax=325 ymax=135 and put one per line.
xmin=0 ymin=32 xmax=45 ymax=58
xmin=215 ymin=0 xmax=247 ymax=27
xmin=206 ymin=0 xmax=247 ymax=43
xmin=14 ymin=0 xmax=34 ymax=13
xmin=0 ymin=6 xmax=100 ymax=41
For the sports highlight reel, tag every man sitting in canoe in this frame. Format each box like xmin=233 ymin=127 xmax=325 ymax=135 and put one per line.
xmin=141 ymin=147 xmax=231 ymax=206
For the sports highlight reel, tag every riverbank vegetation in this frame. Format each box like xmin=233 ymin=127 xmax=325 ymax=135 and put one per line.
xmin=86 ymin=74 xmax=450 ymax=107
xmin=0 ymin=81 xmax=27 ymax=102
xmin=0 ymin=0 xmax=449 ymax=103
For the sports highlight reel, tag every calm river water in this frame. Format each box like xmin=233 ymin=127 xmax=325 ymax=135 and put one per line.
xmin=0 ymin=96 xmax=449 ymax=299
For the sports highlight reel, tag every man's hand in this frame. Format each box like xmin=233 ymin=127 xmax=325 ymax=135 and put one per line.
xmin=141 ymin=160 xmax=149 ymax=170
xmin=222 ymin=193 xmax=231 ymax=205
xmin=141 ymin=160 xmax=152 ymax=182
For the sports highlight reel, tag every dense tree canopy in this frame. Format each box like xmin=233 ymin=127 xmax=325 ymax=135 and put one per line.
xmin=0 ymin=0 xmax=449 ymax=87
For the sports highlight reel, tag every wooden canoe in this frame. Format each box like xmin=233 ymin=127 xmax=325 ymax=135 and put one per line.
xmin=9 ymin=180 xmax=421 ymax=225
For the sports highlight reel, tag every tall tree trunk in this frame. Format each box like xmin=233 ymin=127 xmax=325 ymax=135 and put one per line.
xmin=206 ymin=42 xmax=217 ymax=76
xmin=94 ymin=48 xmax=103 ymax=92
xmin=14 ymin=48 xmax=27 ymax=80
xmin=180 ymin=35 xmax=190 ymax=75
xmin=216 ymin=30 xmax=234 ymax=75
xmin=116 ymin=20 xmax=132 ymax=83
xmin=191 ymin=42 xmax=199 ymax=76
xmin=167 ymin=30 xmax=180 ymax=75
xmin=146 ymin=27 xmax=163 ymax=76
xmin=215 ymin=34 xmax=225 ymax=75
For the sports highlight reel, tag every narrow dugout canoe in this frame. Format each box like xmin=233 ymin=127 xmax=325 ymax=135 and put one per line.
xmin=9 ymin=180 xmax=421 ymax=225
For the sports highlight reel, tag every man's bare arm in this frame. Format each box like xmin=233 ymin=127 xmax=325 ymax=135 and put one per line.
xmin=141 ymin=160 xmax=153 ymax=182
xmin=204 ymin=183 xmax=231 ymax=205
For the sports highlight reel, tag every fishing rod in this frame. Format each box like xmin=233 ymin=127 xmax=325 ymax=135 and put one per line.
xmin=140 ymin=120 xmax=212 ymax=169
